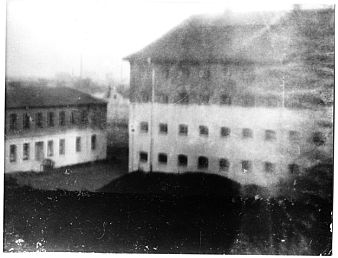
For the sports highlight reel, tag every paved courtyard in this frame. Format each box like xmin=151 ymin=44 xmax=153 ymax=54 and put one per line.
xmin=5 ymin=156 xmax=128 ymax=192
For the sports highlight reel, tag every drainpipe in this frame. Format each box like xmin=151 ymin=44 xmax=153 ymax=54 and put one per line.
xmin=148 ymin=57 xmax=155 ymax=173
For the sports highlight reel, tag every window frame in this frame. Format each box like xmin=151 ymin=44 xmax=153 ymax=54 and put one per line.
xmin=241 ymin=160 xmax=252 ymax=173
xmin=220 ymin=127 xmax=231 ymax=137
xmin=159 ymin=123 xmax=168 ymax=134
xmin=177 ymin=154 xmax=188 ymax=167
xmin=265 ymin=130 xmax=276 ymax=141
xmin=158 ymin=153 xmax=168 ymax=164
xmin=9 ymin=113 xmax=17 ymax=131
xmin=9 ymin=144 xmax=17 ymax=162
xmin=242 ymin=128 xmax=253 ymax=139
xmin=91 ymin=134 xmax=97 ymax=150
xmin=199 ymin=125 xmax=209 ymax=137
xmin=59 ymin=139 xmax=65 ymax=155
xmin=47 ymin=112 xmax=55 ymax=127
xmin=198 ymin=156 xmax=209 ymax=169
xmin=179 ymin=124 xmax=188 ymax=136
xmin=140 ymin=122 xmax=149 ymax=133
xmin=219 ymin=158 xmax=229 ymax=172
xmin=47 ymin=140 xmax=54 ymax=157
xmin=76 ymin=137 xmax=81 ymax=153
xmin=139 ymin=151 xmax=148 ymax=163
xmin=23 ymin=143 xmax=30 ymax=160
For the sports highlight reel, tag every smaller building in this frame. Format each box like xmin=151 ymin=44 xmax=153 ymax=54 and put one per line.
xmin=106 ymin=86 xmax=129 ymax=123
xmin=5 ymin=84 xmax=107 ymax=173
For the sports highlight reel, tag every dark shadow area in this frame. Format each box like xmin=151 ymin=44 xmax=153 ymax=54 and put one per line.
xmin=4 ymin=172 xmax=242 ymax=253
xmin=4 ymin=166 xmax=332 ymax=254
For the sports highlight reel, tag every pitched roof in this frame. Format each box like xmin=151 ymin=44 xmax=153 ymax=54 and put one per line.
xmin=124 ymin=8 xmax=334 ymax=65
xmin=6 ymin=85 xmax=107 ymax=109
xmin=124 ymin=11 xmax=290 ymax=64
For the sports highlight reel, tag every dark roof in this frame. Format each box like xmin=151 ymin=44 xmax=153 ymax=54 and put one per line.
xmin=124 ymin=8 xmax=334 ymax=65
xmin=6 ymin=85 xmax=107 ymax=109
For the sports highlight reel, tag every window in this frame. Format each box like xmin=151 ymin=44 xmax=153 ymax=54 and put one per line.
xmin=159 ymin=123 xmax=168 ymax=134
xmin=199 ymin=125 xmax=209 ymax=136
xmin=9 ymin=145 xmax=17 ymax=162
xmin=9 ymin=113 xmax=17 ymax=130
xmin=47 ymin=112 xmax=55 ymax=127
xmin=220 ymin=94 xmax=232 ymax=105
xmin=264 ymin=162 xmax=275 ymax=173
xmin=35 ymin=141 xmax=44 ymax=161
xmin=158 ymin=153 xmax=168 ymax=164
xmin=141 ymin=92 xmax=149 ymax=102
xmin=179 ymin=124 xmax=188 ymax=136
xmin=140 ymin=122 xmax=149 ymax=133
xmin=139 ymin=151 xmax=148 ymax=163
xmin=177 ymin=92 xmax=189 ymax=104
xmin=288 ymin=163 xmax=300 ymax=175
xmin=178 ymin=154 xmax=188 ymax=167
xmin=47 ymin=140 xmax=54 ymax=157
xmin=76 ymin=137 xmax=81 ymax=152
xmin=91 ymin=134 xmax=97 ymax=150
xmin=242 ymin=128 xmax=253 ymax=138
xmin=242 ymin=94 xmax=255 ymax=107
xmin=265 ymin=130 xmax=276 ymax=141
xmin=219 ymin=158 xmax=229 ymax=172
xmin=312 ymin=131 xmax=326 ymax=146
xmin=23 ymin=113 xmax=31 ymax=130
xmin=198 ymin=156 xmax=209 ymax=169
xmin=200 ymin=95 xmax=209 ymax=104
xmin=80 ymin=110 xmax=88 ymax=125
xmin=241 ymin=160 xmax=252 ymax=173
xmin=59 ymin=139 xmax=65 ymax=155
xmin=221 ymin=127 xmax=231 ymax=137
xmin=59 ymin=111 xmax=66 ymax=126
xmin=289 ymin=130 xmax=300 ymax=142
xmin=23 ymin=143 xmax=30 ymax=160
xmin=36 ymin=112 xmax=43 ymax=128
xmin=70 ymin=111 xmax=76 ymax=125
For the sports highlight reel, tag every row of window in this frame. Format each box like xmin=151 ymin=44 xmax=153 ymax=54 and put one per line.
xmin=9 ymin=135 xmax=97 ymax=163
xmin=139 ymin=122 xmax=302 ymax=142
xmin=138 ymin=151 xmax=300 ymax=174
xmin=8 ymin=110 xmax=89 ymax=131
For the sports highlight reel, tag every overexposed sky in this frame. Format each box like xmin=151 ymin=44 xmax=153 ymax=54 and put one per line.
xmin=5 ymin=0 xmax=329 ymax=83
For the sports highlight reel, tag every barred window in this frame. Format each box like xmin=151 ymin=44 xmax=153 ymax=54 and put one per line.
xmin=219 ymin=158 xmax=229 ymax=172
xmin=198 ymin=156 xmax=209 ymax=169
xmin=242 ymin=128 xmax=253 ymax=138
xmin=158 ymin=153 xmax=168 ymax=164
xmin=241 ymin=160 xmax=252 ymax=173
xmin=265 ymin=130 xmax=276 ymax=141
xmin=139 ymin=151 xmax=148 ymax=163
xmin=23 ymin=143 xmax=30 ymax=160
xmin=140 ymin=122 xmax=149 ymax=133
xmin=10 ymin=145 xmax=17 ymax=162
xmin=199 ymin=125 xmax=209 ymax=136
xmin=159 ymin=123 xmax=168 ymax=134
xmin=220 ymin=127 xmax=231 ymax=137
xmin=178 ymin=154 xmax=188 ymax=167
xmin=179 ymin=124 xmax=188 ymax=136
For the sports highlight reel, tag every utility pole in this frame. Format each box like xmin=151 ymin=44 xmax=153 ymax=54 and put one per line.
xmin=282 ymin=76 xmax=285 ymax=108
xmin=80 ymin=54 xmax=83 ymax=79
xmin=148 ymin=57 xmax=155 ymax=173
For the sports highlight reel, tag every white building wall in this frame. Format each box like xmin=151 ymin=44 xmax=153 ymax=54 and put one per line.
xmin=129 ymin=103 xmax=332 ymax=186
xmin=5 ymin=128 xmax=107 ymax=173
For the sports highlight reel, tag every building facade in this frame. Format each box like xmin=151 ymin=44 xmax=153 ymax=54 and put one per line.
xmin=5 ymin=85 xmax=107 ymax=173
xmin=125 ymin=9 xmax=334 ymax=186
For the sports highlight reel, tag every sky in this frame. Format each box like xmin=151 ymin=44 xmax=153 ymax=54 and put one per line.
xmin=5 ymin=0 xmax=330 ymax=83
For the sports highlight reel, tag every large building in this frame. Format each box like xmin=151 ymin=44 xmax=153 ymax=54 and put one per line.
xmin=5 ymin=85 xmax=107 ymax=173
xmin=124 ymin=8 xmax=333 ymax=186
